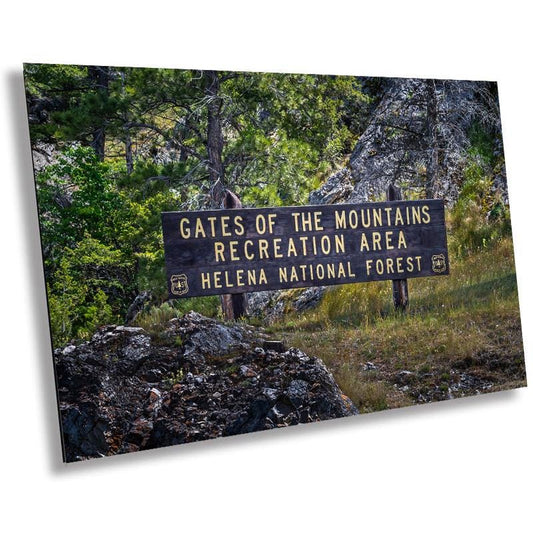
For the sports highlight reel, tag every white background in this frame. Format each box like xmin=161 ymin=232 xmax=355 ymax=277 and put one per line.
xmin=1 ymin=1 xmax=532 ymax=531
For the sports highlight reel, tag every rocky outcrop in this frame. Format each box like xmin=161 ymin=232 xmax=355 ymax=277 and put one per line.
xmin=56 ymin=312 xmax=357 ymax=461
xmin=308 ymin=168 xmax=353 ymax=205
xmin=31 ymin=142 xmax=60 ymax=174
xmin=310 ymin=78 xmax=505 ymax=206
xmin=288 ymin=78 xmax=508 ymax=317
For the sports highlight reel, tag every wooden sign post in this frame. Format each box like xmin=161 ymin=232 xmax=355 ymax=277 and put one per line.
xmin=162 ymin=198 xmax=449 ymax=313
xmin=220 ymin=190 xmax=248 ymax=320
xmin=387 ymin=184 xmax=409 ymax=311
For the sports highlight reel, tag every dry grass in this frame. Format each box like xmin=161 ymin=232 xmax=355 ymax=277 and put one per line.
xmin=268 ymin=237 xmax=526 ymax=412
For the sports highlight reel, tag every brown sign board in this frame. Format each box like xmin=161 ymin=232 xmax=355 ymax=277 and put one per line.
xmin=162 ymin=200 xmax=449 ymax=298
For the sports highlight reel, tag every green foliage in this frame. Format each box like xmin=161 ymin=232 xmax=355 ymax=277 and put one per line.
xmin=446 ymin=121 xmax=511 ymax=256
xmin=23 ymin=64 xmax=88 ymax=142
xmin=26 ymin=66 xmax=373 ymax=347
xmin=468 ymin=122 xmax=496 ymax=165
xmin=36 ymin=145 xmax=186 ymax=346
xmin=231 ymin=73 xmax=368 ymax=205
xmin=27 ymin=65 xmax=370 ymax=210
xmin=25 ymin=65 xmax=513 ymax=352
xmin=37 ymin=146 xmax=123 ymax=258
xmin=47 ymin=237 xmax=131 ymax=344
xmin=118 ymin=191 xmax=178 ymax=300
xmin=163 ymin=369 xmax=185 ymax=389
xmin=450 ymin=159 xmax=511 ymax=256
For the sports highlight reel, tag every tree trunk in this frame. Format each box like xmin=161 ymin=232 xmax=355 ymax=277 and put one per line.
xmin=425 ymin=79 xmax=438 ymax=199
xmin=88 ymin=66 xmax=110 ymax=161
xmin=220 ymin=190 xmax=248 ymax=320
xmin=204 ymin=73 xmax=245 ymax=319
xmin=119 ymin=70 xmax=134 ymax=175
xmin=179 ymin=143 xmax=189 ymax=163
xmin=205 ymin=70 xmax=225 ymax=207
xmin=125 ymin=131 xmax=133 ymax=174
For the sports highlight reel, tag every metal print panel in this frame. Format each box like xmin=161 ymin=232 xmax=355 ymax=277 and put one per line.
xmin=23 ymin=64 xmax=526 ymax=462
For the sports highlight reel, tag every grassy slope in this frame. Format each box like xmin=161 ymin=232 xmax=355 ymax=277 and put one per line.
xmin=267 ymin=237 xmax=526 ymax=413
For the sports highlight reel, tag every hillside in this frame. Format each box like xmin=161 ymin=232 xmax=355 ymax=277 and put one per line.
xmin=268 ymin=237 xmax=525 ymax=412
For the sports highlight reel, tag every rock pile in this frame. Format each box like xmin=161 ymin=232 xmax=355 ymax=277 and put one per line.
xmin=55 ymin=312 xmax=357 ymax=462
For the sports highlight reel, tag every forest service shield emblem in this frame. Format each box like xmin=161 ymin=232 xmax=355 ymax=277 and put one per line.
xmin=431 ymin=254 xmax=447 ymax=273
xmin=170 ymin=274 xmax=189 ymax=295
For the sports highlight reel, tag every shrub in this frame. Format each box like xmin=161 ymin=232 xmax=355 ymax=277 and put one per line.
xmin=133 ymin=302 xmax=181 ymax=334
xmin=449 ymin=159 xmax=511 ymax=257
xmin=47 ymin=237 xmax=133 ymax=346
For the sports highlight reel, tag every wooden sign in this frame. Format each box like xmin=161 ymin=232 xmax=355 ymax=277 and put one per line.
xmin=162 ymin=200 xmax=449 ymax=298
